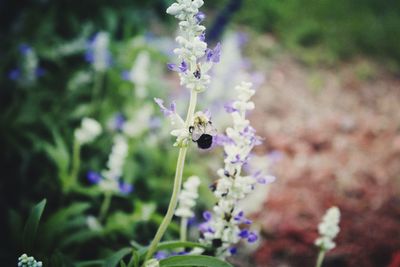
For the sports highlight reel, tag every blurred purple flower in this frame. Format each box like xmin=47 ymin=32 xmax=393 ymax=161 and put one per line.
xmin=229 ymin=247 xmax=237 ymax=255
xmin=121 ymin=70 xmax=131 ymax=81
xmin=194 ymin=12 xmax=206 ymax=23
xmin=206 ymin=43 xmax=221 ymax=63
xmin=167 ymin=61 xmax=188 ymax=73
xmin=18 ymin=43 xmax=32 ymax=55
xmin=8 ymin=68 xmax=21 ymax=80
xmin=154 ymin=251 xmax=168 ymax=260
xmin=154 ymin=98 xmax=176 ymax=116
xmin=119 ymin=181 xmax=133 ymax=195
xmin=35 ymin=67 xmax=45 ymax=77
xmin=247 ymin=232 xmax=258 ymax=243
xmin=203 ymin=211 xmax=212 ymax=221
xmin=87 ymin=171 xmax=102 ymax=184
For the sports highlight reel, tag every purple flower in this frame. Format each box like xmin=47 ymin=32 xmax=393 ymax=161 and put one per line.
xmin=238 ymin=229 xmax=249 ymax=238
xmin=84 ymin=50 xmax=94 ymax=63
xmin=247 ymin=232 xmax=258 ymax=243
xmin=35 ymin=67 xmax=45 ymax=77
xmin=18 ymin=43 xmax=32 ymax=55
xmin=154 ymin=98 xmax=176 ymax=116
xmin=253 ymin=170 xmax=276 ymax=184
xmin=224 ymin=102 xmax=237 ymax=113
xmin=112 ymin=113 xmax=126 ymax=131
xmin=121 ymin=70 xmax=131 ymax=81
xmin=268 ymin=150 xmax=283 ymax=163
xmin=8 ymin=68 xmax=21 ymax=80
xmin=119 ymin=181 xmax=134 ymax=195
xmin=199 ymin=223 xmax=214 ymax=233
xmin=206 ymin=43 xmax=221 ymax=63
xmin=194 ymin=12 xmax=206 ymax=23
xmin=167 ymin=61 xmax=188 ymax=73
xmin=234 ymin=211 xmax=244 ymax=221
xmin=199 ymin=32 xmax=206 ymax=42
xmin=229 ymin=247 xmax=237 ymax=255
xmin=87 ymin=171 xmax=102 ymax=184
xmin=203 ymin=211 xmax=212 ymax=221
xmin=154 ymin=251 xmax=168 ymax=260
xmin=213 ymin=134 xmax=234 ymax=147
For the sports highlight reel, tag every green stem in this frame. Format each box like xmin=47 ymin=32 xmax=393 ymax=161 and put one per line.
xmin=92 ymin=71 xmax=103 ymax=103
xmin=144 ymin=90 xmax=198 ymax=262
xmin=180 ymin=218 xmax=188 ymax=242
xmin=315 ymin=250 xmax=326 ymax=267
xmin=67 ymin=139 xmax=81 ymax=192
xmin=99 ymin=192 xmax=113 ymax=221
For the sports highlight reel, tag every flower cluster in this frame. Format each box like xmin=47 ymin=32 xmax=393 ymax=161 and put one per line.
xmin=18 ymin=254 xmax=42 ymax=267
xmin=9 ymin=43 xmax=44 ymax=85
xmin=175 ymin=176 xmax=201 ymax=218
xmin=200 ymin=82 xmax=274 ymax=257
xmin=122 ymin=51 xmax=151 ymax=98
xmin=74 ymin=117 xmax=102 ymax=145
xmin=88 ymin=134 xmax=132 ymax=194
xmin=85 ymin=32 xmax=112 ymax=72
xmin=167 ymin=0 xmax=214 ymax=92
xmin=315 ymin=206 xmax=341 ymax=251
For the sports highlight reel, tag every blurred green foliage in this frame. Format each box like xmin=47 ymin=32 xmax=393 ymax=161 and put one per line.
xmin=238 ymin=0 xmax=400 ymax=67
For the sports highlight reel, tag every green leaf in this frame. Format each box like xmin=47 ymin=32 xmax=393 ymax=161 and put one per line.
xmin=138 ymin=241 xmax=209 ymax=260
xmin=22 ymin=198 xmax=47 ymax=250
xmin=160 ymin=255 xmax=233 ymax=267
xmin=104 ymin=248 xmax=132 ymax=267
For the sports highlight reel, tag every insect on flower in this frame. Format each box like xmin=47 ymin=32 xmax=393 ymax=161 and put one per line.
xmin=189 ymin=111 xmax=217 ymax=149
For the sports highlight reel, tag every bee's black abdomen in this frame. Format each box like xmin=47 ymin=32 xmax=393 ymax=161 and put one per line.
xmin=197 ymin=134 xmax=213 ymax=149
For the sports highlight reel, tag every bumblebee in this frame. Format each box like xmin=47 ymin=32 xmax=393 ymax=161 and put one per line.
xmin=189 ymin=112 xmax=217 ymax=149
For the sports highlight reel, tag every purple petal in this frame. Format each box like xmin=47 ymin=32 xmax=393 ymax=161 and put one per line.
xmin=238 ymin=229 xmax=249 ymax=238
xmin=18 ymin=43 xmax=32 ymax=55
xmin=154 ymin=98 xmax=175 ymax=116
xmin=229 ymin=247 xmax=237 ymax=255
xmin=224 ymin=102 xmax=237 ymax=113
xmin=210 ymin=43 xmax=221 ymax=63
xmin=8 ymin=68 xmax=21 ymax=80
xmin=178 ymin=61 xmax=188 ymax=72
xmin=84 ymin=51 xmax=94 ymax=63
xmin=203 ymin=211 xmax=212 ymax=221
xmin=113 ymin=113 xmax=126 ymax=130
xmin=35 ymin=67 xmax=45 ymax=77
xmin=121 ymin=70 xmax=131 ymax=81
xmin=199 ymin=32 xmax=206 ymax=42
xmin=154 ymin=251 xmax=168 ymax=260
xmin=87 ymin=171 xmax=102 ymax=184
xmin=119 ymin=181 xmax=134 ymax=195
xmin=194 ymin=12 xmax=206 ymax=23
xmin=247 ymin=232 xmax=258 ymax=243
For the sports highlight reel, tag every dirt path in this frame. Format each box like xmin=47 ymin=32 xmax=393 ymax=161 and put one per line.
xmin=246 ymin=41 xmax=400 ymax=267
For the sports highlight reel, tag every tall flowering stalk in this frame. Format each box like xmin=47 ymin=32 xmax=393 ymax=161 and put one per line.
xmin=175 ymin=175 xmax=201 ymax=241
xmin=200 ymin=82 xmax=275 ymax=258
xmin=67 ymin=117 xmax=102 ymax=192
xmin=315 ymin=206 xmax=341 ymax=267
xmin=145 ymin=0 xmax=221 ymax=262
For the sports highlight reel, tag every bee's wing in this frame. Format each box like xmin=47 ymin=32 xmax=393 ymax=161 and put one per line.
xmin=205 ymin=123 xmax=218 ymax=136
xmin=191 ymin=127 xmax=203 ymax=141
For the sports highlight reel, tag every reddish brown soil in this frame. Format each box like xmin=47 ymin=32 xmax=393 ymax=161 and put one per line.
xmin=248 ymin=52 xmax=400 ymax=267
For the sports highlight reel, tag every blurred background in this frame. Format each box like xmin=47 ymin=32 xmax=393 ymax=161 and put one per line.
xmin=1 ymin=0 xmax=399 ymax=266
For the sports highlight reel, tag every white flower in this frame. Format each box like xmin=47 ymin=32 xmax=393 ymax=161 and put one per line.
xmin=123 ymin=104 xmax=153 ymax=137
xmin=166 ymin=0 xmax=220 ymax=93
xmin=200 ymin=82 xmax=273 ymax=258
xmin=126 ymin=51 xmax=150 ymax=98
xmin=18 ymin=254 xmax=43 ymax=267
xmin=74 ymin=117 xmax=102 ymax=144
xmin=87 ymin=32 xmax=111 ymax=72
xmin=315 ymin=206 xmax=341 ymax=251
xmin=175 ymin=176 xmax=201 ymax=218
xmin=100 ymin=135 xmax=128 ymax=192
